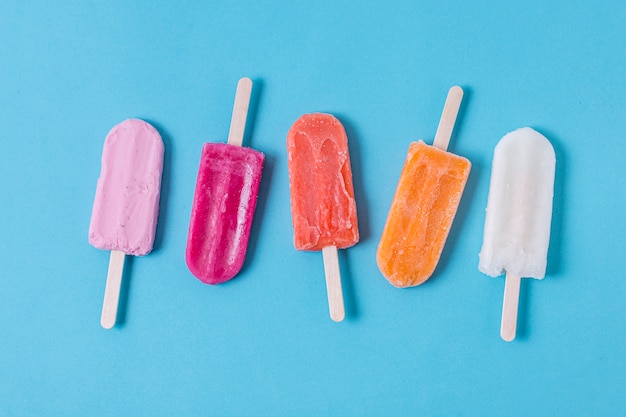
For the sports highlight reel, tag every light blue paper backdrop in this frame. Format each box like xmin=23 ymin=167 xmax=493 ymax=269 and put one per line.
xmin=1 ymin=1 xmax=624 ymax=416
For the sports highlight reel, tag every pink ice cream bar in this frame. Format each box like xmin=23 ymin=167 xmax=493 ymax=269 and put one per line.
xmin=89 ymin=119 xmax=164 ymax=255
xmin=89 ymin=118 xmax=164 ymax=329
xmin=186 ymin=143 xmax=264 ymax=284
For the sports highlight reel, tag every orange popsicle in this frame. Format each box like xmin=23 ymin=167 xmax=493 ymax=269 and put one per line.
xmin=377 ymin=87 xmax=471 ymax=287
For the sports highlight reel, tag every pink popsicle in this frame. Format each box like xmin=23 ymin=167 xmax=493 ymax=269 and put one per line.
xmin=186 ymin=143 xmax=263 ymax=283
xmin=89 ymin=118 xmax=164 ymax=328
xmin=186 ymin=77 xmax=264 ymax=284
xmin=89 ymin=119 xmax=164 ymax=255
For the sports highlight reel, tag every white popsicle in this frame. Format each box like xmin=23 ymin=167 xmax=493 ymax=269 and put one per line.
xmin=478 ymin=127 xmax=556 ymax=341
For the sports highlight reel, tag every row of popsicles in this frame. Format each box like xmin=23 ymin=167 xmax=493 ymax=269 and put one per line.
xmin=88 ymin=78 xmax=556 ymax=341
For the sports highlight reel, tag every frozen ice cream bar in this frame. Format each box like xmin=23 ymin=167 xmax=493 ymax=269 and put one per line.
xmin=186 ymin=77 xmax=264 ymax=284
xmin=377 ymin=86 xmax=470 ymax=287
xmin=287 ymin=113 xmax=359 ymax=321
xmin=479 ymin=127 xmax=556 ymax=341
xmin=89 ymin=118 xmax=164 ymax=329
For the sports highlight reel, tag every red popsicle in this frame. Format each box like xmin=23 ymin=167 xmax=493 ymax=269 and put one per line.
xmin=287 ymin=113 xmax=359 ymax=321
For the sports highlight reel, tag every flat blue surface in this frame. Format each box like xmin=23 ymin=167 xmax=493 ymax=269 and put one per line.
xmin=1 ymin=1 xmax=624 ymax=416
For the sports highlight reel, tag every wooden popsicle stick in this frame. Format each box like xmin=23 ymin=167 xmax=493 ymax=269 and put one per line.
xmin=227 ymin=77 xmax=253 ymax=147
xmin=433 ymin=86 xmax=464 ymax=152
xmin=322 ymin=245 xmax=345 ymax=322
xmin=101 ymin=250 xmax=126 ymax=329
xmin=500 ymin=271 xmax=521 ymax=342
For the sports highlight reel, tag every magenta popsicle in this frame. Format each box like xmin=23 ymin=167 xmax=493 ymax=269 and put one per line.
xmin=89 ymin=118 xmax=164 ymax=329
xmin=186 ymin=143 xmax=264 ymax=283
xmin=89 ymin=119 xmax=163 ymax=255
xmin=186 ymin=77 xmax=264 ymax=284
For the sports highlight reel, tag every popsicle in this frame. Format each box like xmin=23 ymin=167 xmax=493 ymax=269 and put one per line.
xmin=478 ymin=127 xmax=555 ymax=341
xmin=186 ymin=77 xmax=264 ymax=284
xmin=89 ymin=118 xmax=164 ymax=329
xmin=286 ymin=113 xmax=359 ymax=322
xmin=377 ymin=86 xmax=471 ymax=287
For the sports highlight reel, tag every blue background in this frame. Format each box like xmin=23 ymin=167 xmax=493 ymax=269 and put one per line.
xmin=1 ymin=1 xmax=624 ymax=416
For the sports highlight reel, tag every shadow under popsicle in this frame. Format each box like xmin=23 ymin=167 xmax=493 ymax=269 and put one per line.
xmin=243 ymin=78 xmax=263 ymax=150
xmin=515 ymin=277 xmax=531 ymax=340
xmin=337 ymin=248 xmax=358 ymax=320
xmin=114 ymin=255 xmax=134 ymax=327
